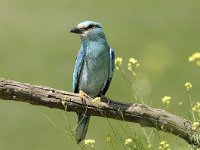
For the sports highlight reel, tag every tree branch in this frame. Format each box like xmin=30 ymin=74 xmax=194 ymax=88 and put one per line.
xmin=0 ymin=78 xmax=199 ymax=147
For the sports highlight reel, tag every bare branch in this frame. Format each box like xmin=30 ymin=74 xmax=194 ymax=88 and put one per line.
xmin=0 ymin=78 xmax=199 ymax=146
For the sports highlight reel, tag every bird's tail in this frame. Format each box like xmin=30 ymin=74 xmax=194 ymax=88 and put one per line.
xmin=75 ymin=113 xmax=90 ymax=144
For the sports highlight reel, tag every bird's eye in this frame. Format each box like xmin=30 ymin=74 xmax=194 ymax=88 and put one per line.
xmin=84 ymin=24 xmax=95 ymax=31
xmin=88 ymin=24 xmax=95 ymax=29
xmin=84 ymin=24 xmax=101 ymax=31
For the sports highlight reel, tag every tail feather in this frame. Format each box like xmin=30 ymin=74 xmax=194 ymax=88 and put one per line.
xmin=75 ymin=113 xmax=90 ymax=143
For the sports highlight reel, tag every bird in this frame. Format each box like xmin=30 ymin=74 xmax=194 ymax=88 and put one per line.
xmin=70 ymin=21 xmax=115 ymax=143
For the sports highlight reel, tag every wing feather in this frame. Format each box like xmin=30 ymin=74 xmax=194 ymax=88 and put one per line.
xmin=102 ymin=48 xmax=115 ymax=95
xmin=73 ymin=48 xmax=85 ymax=93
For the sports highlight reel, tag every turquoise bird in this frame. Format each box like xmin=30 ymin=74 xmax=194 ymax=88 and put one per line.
xmin=70 ymin=21 xmax=115 ymax=143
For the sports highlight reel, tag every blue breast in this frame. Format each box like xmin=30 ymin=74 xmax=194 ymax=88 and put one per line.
xmin=78 ymin=41 xmax=110 ymax=98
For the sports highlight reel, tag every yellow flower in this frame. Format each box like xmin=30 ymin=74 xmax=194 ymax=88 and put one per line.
xmin=192 ymin=102 xmax=200 ymax=113
xmin=129 ymin=58 xmax=138 ymax=64
xmin=184 ymin=82 xmax=192 ymax=91
xmin=162 ymin=96 xmax=171 ymax=105
xmin=148 ymin=144 xmax=152 ymax=149
xmin=188 ymin=52 xmax=200 ymax=62
xmin=127 ymin=57 xmax=140 ymax=76
xmin=159 ymin=141 xmax=170 ymax=150
xmin=188 ymin=52 xmax=200 ymax=67
xmin=115 ymin=57 xmax=123 ymax=70
xmin=84 ymin=139 xmax=95 ymax=148
xmin=192 ymin=122 xmax=200 ymax=130
xmin=128 ymin=62 xmax=132 ymax=71
xmin=124 ymin=138 xmax=132 ymax=145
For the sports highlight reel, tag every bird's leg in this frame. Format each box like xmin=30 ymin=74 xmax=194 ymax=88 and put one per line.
xmin=79 ymin=90 xmax=90 ymax=105
xmin=100 ymin=95 xmax=111 ymax=104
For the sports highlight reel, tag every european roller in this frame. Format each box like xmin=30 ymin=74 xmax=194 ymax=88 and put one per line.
xmin=70 ymin=21 xmax=115 ymax=143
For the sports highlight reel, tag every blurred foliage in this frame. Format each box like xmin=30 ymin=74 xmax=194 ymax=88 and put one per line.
xmin=0 ymin=0 xmax=200 ymax=149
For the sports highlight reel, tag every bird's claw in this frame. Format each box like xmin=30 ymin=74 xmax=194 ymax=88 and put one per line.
xmin=79 ymin=90 xmax=90 ymax=104
xmin=92 ymin=97 xmax=101 ymax=102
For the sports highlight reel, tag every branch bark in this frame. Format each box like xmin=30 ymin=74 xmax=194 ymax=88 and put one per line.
xmin=0 ymin=78 xmax=199 ymax=147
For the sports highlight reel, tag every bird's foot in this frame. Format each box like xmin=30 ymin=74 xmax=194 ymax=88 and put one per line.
xmin=79 ymin=90 xmax=90 ymax=104
xmin=92 ymin=97 xmax=101 ymax=103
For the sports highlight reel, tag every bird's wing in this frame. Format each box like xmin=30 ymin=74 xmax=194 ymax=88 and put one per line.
xmin=102 ymin=48 xmax=115 ymax=95
xmin=73 ymin=47 xmax=85 ymax=93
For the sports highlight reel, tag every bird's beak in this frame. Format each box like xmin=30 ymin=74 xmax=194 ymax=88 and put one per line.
xmin=69 ymin=27 xmax=83 ymax=34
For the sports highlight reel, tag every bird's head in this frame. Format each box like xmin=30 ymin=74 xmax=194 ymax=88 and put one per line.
xmin=70 ymin=21 xmax=105 ymax=40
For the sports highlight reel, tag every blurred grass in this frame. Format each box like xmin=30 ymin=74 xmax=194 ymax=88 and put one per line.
xmin=0 ymin=0 xmax=200 ymax=149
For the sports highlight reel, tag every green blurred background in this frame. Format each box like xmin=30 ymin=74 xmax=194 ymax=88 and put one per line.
xmin=1 ymin=0 xmax=200 ymax=149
